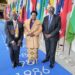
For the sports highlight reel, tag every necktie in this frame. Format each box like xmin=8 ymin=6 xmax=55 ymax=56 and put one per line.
xmin=48 ymin=15 xmax=51 ymax=29
xmin=14 ymin=21 xmax=19 ymax=38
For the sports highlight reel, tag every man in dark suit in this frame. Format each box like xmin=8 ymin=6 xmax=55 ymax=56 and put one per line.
xmin=5 ymin=12 xmax=24 ymax=68
xmin=42 ymin=6 xmax=61 ymax=68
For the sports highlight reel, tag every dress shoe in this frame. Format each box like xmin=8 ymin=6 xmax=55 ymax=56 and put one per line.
xmin=50 ymin=64 xmax=54 ymax=68
xmin=42 ymin=59 xmax=49 ymax=63
xmin=32 ymin=59 xmax=38 ymax=64
xmin=35 ymin=59 xmax=38 ymax=64
xmin=27 ymin=60 xmax=30 ymax=64
xmin=16 ymin=62 xmax=23 ymax=66
xmin=12 ymin=63 xmax=17 ymax=68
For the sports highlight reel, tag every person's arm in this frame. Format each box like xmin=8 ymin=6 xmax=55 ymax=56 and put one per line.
xmin=24 ymin=20 xmax=31 ymax=36
xmin=33 ymin=24 xmax=42 ymax=36
xmin=19 ymin=22 xmax=24 ymax=41
xmin=5 ymin=21 xmax=15 ymax=44
xmin=50 ymin=16 xmax=61 ymax=37
xmin=42 ymin=17 xmax=49 ymax=38
xmin=17 ymin=22 xmax=24 ymax=46
xmin=42 ymin=18 xmax=45 ymax=33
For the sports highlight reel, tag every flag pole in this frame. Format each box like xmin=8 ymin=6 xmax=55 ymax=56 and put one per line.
xmin=62 ymin=30 xmax=66 ymax=52
xmin=69 ymin=42 xmax=72 ymax=55
xmin=58 ymin=20 xmax=69 ymax=53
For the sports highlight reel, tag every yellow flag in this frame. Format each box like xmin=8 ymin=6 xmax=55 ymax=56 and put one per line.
xmin=49 ymin=0 xmax=54 ymax=6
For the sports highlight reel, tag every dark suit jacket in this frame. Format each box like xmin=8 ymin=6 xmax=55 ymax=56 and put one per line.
xmin=42 ymin=14 xmax=61 ymax=40
xmin=5 ymin=20 xmax=24 ymax=46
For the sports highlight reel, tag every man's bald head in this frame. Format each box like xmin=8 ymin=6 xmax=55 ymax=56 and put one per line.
xmin=12 ymin=12 xmax=18 ymax=20
xmin=47 ymin=5 xmax=55 ymax=15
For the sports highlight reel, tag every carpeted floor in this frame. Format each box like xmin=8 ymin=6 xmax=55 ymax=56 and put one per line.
xmin=0 ymin=20 xmax=72 ymax=75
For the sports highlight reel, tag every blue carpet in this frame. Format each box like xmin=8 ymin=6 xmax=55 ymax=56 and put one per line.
xmin=0 ymin=20 xmax=72 ymax=75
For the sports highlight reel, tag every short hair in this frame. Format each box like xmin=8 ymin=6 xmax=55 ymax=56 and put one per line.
xmin=50 ymin=6 xmax=55 ymax=13
xmin=31 ymin=11 xmax=37 ymax=16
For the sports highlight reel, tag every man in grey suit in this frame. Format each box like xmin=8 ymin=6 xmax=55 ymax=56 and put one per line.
xmin=42 ymin=6 xmax=61 ymax=68
xmin=5 ymin=12 xmax=24 ymax=68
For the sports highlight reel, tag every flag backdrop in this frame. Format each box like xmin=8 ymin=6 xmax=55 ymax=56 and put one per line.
xmin=5 ymin=0 xmax=75 ymax=41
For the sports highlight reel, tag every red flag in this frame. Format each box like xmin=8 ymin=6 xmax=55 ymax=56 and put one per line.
xmin=18 ymin=6 xmax=27 ymax=23
xmin=60 ymin=0 xmax=72 ymax=37
xmin=31 ymin=0 xmax=37 ymax=11
xmin=22 ymin=6 xmax=27 ymax=23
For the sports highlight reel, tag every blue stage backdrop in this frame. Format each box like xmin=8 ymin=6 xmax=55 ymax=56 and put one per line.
xmin=0 ymin=20 xmax=72 ymax=75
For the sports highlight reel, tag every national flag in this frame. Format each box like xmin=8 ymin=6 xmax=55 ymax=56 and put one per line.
xmin=16 ymin=0 xmax=20 ymax=12
xmin=43 ymin=0 xmax=49 ymax=17
xmin=18 ymin=0 xmax=27 ymax=22
xmin=27 ymin=0 xmax=31 ymax=19
xmin=49 ymin=0 xmax=54 ymax=6
xmin=23 ymin=0 xmax=27 ymax=6
xmin=31 ymin=0 xmax=37 ymax=11
xmin=12 ymin=2 xmax=16 ymax=10
xmin=56 ymin=0 xmax=64 ymax=15
xmin=20 ymin=0 xmax=23 ymax=8
xmin=56 ymin=0 xmax=72 ymax=37
xmin=22 ymin=0 xmax=27 ymax=21
xmin=4 ymin=6 xmax=10 ymax=20
xmin=36 ymin=0 xmax=49 ymax=22
xmin=66 ymin=6 xmax=75 ymax=43
xmin=40 ymin=0 xmax=46 ymax=22
xmin=7 ymin=5 xmax=10 ymax=14
xmin=36 ymin=0 xmax=42 ymax=19
xmin=21 ymin=6 xmax=27 ymax=23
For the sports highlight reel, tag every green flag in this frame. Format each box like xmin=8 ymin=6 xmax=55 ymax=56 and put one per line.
xmin=66 ymin=6 xmax=75 ymax=43
xmin=16 ymin=0 xmax=20 ymax=12
xmin=40 ymin=0 xmax=46 ymax=23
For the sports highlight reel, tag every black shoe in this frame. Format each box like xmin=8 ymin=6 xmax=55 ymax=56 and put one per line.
xmin=16 ymin=62 xmax=23 ymax=66
xmin=42 ymin=59 xmax=49 ymax=63
xmin=50 ymin=64 xmax=54 ymax=68
xmin=12 ymin=63 xmax=17 ymax=68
